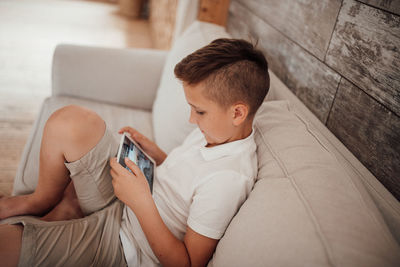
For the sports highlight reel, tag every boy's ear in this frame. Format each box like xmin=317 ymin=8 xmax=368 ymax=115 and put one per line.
xmin=231 ymin=103 xmax=249 ymax=126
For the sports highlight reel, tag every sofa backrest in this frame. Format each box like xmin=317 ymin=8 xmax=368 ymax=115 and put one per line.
xmin=209 ymin=100 xmax=400 ymax=266
xmin=266 ymin=71 xmax=400 ymax=243
xmin=152 ymin=21 xmax=230 ymax=153
xmin=172 ymin=0 xmax=200 ymax=43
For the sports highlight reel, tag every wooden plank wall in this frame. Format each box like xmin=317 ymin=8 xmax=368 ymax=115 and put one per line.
xmin=227 ymin=0 xmax=400 ymax=200
xmin=149 ymin=0 xmax=178 ymax=49
xmin=198 ymin=0 xmax=230 ymax=26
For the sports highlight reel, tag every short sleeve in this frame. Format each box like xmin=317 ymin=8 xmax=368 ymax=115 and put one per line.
xmin=187 ymin=171 xmax=252 ymax=239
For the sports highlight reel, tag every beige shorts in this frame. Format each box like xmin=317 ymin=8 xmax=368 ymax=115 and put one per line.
xmin=2 ymin=127 xmax=127 ymax=267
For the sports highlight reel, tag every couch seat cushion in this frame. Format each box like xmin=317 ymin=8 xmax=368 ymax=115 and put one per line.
xmin=208 ymin=100 xmax=400 ymax=267
xmin=13 ymin=96 xmax=153 ymax=195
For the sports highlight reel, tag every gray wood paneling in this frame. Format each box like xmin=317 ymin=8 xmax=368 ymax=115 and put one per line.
xmin=327 ymin=79 xmax=400 ymax=200
xmin=358 ymin=0 xmax=400 ymax=15
xmin=326 ymin=0 xmax=400 ymax=116
xmin=236 ymin=0 xmax=342 ymax=60
xmin=228 ymin=1 xmax=341 ymax=123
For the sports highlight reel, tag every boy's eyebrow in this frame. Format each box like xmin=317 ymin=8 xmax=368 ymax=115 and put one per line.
xmin=188 ymin=102 xmax=200 ymax=109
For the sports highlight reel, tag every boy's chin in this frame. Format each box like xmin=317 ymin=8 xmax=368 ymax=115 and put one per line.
xmin=201 ymin=131 xmax=226 ymax=146
xmin=203 ymin=134 xmax=215 ymax=146
xmin=204 ymin=136 xmax=223 ymax=147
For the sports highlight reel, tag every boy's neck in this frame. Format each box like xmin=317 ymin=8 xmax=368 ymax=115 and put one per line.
xmin=234 ymin=123 xmax=253 ymax=140
xmin=206 ymin=120 xmax=253 ymax=148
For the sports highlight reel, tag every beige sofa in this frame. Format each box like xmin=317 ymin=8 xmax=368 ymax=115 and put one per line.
xmin=13 ymin=4 xmax=400 ymax=267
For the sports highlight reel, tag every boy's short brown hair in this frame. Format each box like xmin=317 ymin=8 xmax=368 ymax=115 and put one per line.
xmin=174 ymin=38 xmax=270 ymax=117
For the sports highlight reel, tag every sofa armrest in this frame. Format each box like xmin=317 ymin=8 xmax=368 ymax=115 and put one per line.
xmin=52 ymin=44 xmax=168 ymax=110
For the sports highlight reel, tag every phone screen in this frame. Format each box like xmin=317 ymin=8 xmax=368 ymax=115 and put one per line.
xmin=118 ymin=135 xmax=154 ymax=193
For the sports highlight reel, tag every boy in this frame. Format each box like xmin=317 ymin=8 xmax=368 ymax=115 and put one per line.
xmin=0 ymin=38 xmax=269 ymax=267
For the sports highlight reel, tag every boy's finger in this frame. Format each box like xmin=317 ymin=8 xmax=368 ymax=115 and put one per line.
xmin=133 ymin=133 xmax=144 ymax=140
xmin=125 ymin=158 xmax=141 ymax=174
xmin=131 ymin=133 xmax=144 ymax=143
xmin=110 ymin=157 xmax=137 ymax=178
xmin=109 ymin=157 xmax=117 ymax=167
xmin=118 ymin=126 xmax=135 ymax=134
xmin=110 ymin=168 xmax=118 ymax=179
xmin=109 ymin=157 xmax=125 ymax=173
xmin=118 ymin=129 xmax=128 ymax=134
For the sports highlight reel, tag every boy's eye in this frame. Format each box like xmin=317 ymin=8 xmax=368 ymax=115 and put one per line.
xmin=196 ymin=110 xmax=205 ymax=115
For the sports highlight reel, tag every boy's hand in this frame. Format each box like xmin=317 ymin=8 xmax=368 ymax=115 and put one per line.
xmin=109 ymin=157 xmax=152 ymax=209
xmin=118 ymin=126 xmax=167 ymax=166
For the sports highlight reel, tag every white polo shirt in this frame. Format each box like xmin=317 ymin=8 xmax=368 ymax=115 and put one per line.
xmin=120 ymin=127 xmax=257 ymax=266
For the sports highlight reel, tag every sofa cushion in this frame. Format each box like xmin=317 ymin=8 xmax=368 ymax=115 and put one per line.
xmin=172 ymin=0 xmax=199 ymax=43
xmin=13 ymin=96 xmax=153 ymax=196
xmin=208 ymin=101 xmax=400 ymax=266
xmin=152 ymin=21 xmax=230 ymax=153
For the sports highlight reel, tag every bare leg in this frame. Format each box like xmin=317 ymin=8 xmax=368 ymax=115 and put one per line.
xmin=0 ymin=224 xmax=23 ymax=267
xmin=41 ymin=181 xmax=84 ymax=221
xmin=0 ymin=105 xmax=106 ymax=220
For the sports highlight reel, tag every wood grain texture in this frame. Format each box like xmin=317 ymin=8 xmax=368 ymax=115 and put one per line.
xmin=326 ymin=0 xmax=400 ymax=116
xmin=358 ymin=0 xmax=400 ymax=15
xmin=327 ymin=79 xmax=400 ymax=200
xmin=236 ymin=0 xmax=342 ymax=60
xmin=149 ymin=0 xmax=178 ymax=49
xmin=227 ymin=0 xmax=341 ymax=123
xmin=198 ymin=0 xmax=230 ymax=26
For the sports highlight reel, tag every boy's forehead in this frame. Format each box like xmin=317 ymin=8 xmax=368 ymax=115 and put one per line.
xmin=183 ymin=83 xmax=215 ymax=107
xmin=183 ymin=82 xmax=205 ymax=98
xmin=183 ymin=81 xmax=205 ymax=90
xmin=183 ymin=81 xmax=229 ymax=109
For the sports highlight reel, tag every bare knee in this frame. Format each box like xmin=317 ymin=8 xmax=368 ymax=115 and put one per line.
xmin=47 ymin=105 xmax=104 ymax=136
xmin=45 ymin=105 xmax=106 ymax=162
xmin=48 ymin=105 xmax=102 ymax=127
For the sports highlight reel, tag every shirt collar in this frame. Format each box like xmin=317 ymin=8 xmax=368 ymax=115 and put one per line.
xmin=199 ymin=128 xmax=255 ymax=161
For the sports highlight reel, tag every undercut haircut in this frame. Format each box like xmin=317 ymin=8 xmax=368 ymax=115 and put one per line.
xmin=174 ymin=38 xmax=270 ymax=117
